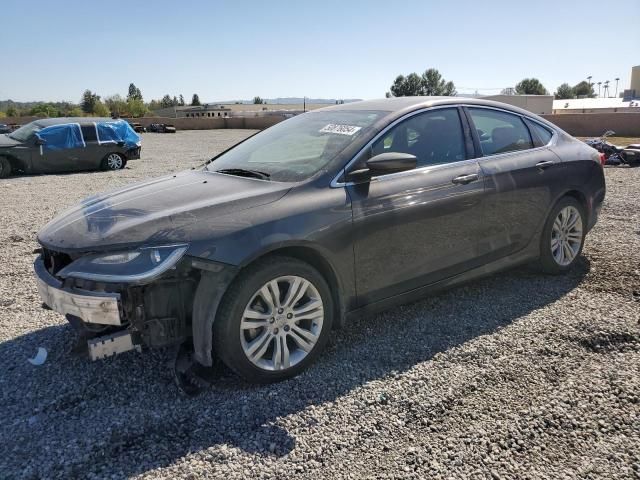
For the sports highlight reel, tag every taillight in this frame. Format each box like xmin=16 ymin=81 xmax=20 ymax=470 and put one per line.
xmin=599 ymin=153 xmax=606 ymax=166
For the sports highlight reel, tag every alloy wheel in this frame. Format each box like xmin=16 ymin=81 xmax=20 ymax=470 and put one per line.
xmin=107 ymin=153 xmax=123 ymax=169
xmin=551 ymin=205 xmax=583 ymax=266
xmin=240 ymin=275 xmax=324 ymax=371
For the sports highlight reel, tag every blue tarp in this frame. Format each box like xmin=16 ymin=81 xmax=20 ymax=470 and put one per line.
xmin=38 ymin=124 xmax=84 ymax=151
xmin=97 ymin=120 xmax=140 ymax=147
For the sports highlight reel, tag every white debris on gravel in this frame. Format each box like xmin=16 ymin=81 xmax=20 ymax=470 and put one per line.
xmin=0 ymin=131 xmax=638 ymax=479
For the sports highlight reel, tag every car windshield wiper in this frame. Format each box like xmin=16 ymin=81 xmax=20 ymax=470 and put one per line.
xmin=215 ymin=168 xmax=271 ymax=180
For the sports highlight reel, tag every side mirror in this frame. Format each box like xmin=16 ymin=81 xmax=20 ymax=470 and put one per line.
xmin=34 ymin=137 xmax=45 ymax=145
xmin=367 ymin=152 xmax=417 ymax=174
xmin=346 ymin=152 xmax=417 ymax=182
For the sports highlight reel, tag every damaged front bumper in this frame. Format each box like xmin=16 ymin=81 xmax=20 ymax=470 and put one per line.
xmin=34 ymin=257 xmax=140 ymax=360
xmin=33 ymin=253 xmax=232 ymax=365
xmin=34 ymin=257 xmax=122 ymax=325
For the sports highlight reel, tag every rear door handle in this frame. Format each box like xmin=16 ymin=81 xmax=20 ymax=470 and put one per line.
xmin=535 ymin=160 xmax=554 ymax=169
xmin=451 ymin=173 xmax=479 ymax=185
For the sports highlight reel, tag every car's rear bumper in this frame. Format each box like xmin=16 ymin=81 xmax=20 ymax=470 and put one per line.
xmin=34 ymin=256 xmax=122 ymax=326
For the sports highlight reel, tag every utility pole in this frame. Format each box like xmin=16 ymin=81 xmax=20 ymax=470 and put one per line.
xmin=303 ymin=96 xmax=306 ymax=112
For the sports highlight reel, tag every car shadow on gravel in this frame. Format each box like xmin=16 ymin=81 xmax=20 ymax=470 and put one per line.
xmin=0 ymin=259 xmax=589 ymax=478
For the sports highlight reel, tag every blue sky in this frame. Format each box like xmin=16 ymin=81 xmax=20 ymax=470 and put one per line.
xmin=1 ymin=0 xmax=638 ymax=103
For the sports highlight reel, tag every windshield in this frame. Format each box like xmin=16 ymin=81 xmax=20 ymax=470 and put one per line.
xmin=9 ymin=122 xmax=42 ymax=142
xmin=206 ymin=110 xmax=385 ymax=182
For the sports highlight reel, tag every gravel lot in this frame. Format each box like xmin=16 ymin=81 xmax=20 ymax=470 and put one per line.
xmin=0 ymin=130 xmax=638 ymax=479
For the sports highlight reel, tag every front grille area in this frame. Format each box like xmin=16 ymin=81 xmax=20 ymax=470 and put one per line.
xmin=42 ymin=248 xmax=73 ymax=276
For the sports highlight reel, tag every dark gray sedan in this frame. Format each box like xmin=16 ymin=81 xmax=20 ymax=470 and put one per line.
xmin=33 ymin=97 xmax=605 ymax=385
xmin=0 ymin=117 xmax=141 ymax=177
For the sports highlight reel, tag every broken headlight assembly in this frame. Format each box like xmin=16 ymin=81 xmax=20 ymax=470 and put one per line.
xmin=57 ymin=244 xmax=189 ymax=284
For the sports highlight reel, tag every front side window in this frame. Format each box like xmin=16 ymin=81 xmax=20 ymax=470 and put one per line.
xmin=372 ymin=108 xmax=466 ymax=168
xmin=38 ymin=124 xmax=84 ymax=151
xmin=8 ymin=122 xmax=42 ymax=142
xmin=207 ymin=110 xmax=384 ymax=182
xmin=468 ymin=108 xmax=533 ymax=156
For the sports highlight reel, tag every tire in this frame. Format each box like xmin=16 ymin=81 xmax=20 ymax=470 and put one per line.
xmin=0 ymin=157 xmax=11 ymax=178
xmin=213 ymin=255 xmax=333 ymax=383
xmin=537 ymin=196 xmax=586 ymax=274
xmin=101 ymin=153 xmax=125 ymax=170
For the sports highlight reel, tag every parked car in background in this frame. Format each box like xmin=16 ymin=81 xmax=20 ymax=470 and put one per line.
xmin=148 ymin=123 xmax=176 ymax=133
xmin=0 ymin=118 xmax=141 ymax=178
xmin=0 ymin=124 xmax=11 ymax=134
xmin=33 ymin=97 xmax=605 ymax=386
xmin=129 ymin=122 xmax=147 ymax=133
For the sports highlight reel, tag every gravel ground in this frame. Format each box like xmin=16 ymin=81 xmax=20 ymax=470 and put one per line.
xmin=0 ymin=131 xmax=638 ymax=479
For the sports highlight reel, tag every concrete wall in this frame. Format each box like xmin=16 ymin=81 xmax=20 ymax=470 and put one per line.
xmin=6 ymin=112 xmax=639 ymax=137
xmin=541 ymin=113 xmax=640 ymax=137
xmin=128 ymin=115 xmax=285 ymax=130
xmin=1 ymin=115 xmax=286 ymax=131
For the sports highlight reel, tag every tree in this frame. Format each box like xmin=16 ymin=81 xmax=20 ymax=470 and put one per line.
xmin=386 ymin=69 xmax=456 ymax=97
xmin=6 ymin=106 xmax=18 ymax=117
xmin=92 ymin=100 xmax=110 ymax=117
xmin=105 ymin=94 xmax=127 ymax=117
xmin=515 ymin=78 xmax=549 ymax=95
xmin=160 ymin=94 xmax=174 ymax=108
xmin=573 ymin=81 xmax=596 ymax=98
xmin=81 ymin=89 xmax=100 ymax=114
xmin=68 ymin=107 xmax=84 ymax=117
xmin=421 ymin=68 xmax=456 ymax=96
xmin=179 ymin=94 xmax=185 ymax=106
xmin=554 ymin=83 xmax=574 ymax=100
xmin=172 ymin=96 xmax=179 ymax=106
xmin=191 ymin=94 xmax=201 ymax=106
xmin=253 ymin=96 xmax=264 ymax=104
xmin=29 ymin=103 xmax=59 ymax=117
xmin=127 ymin=83 xmax=143 ymax=101
xmin=126 ymin=98 xmax=147 ymax=117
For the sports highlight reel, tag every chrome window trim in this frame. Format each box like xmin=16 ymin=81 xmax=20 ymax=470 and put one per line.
xmin=330 ymin=103 xmax=558 ymax=188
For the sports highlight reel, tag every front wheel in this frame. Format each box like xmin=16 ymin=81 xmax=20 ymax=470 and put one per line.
xmin=101 ymin=153 xmax=125 ymax=170
xmin=538 ymin=197 xmax=586 ymax=274
xmin=213 ymin=256 xmax=333 ymax=383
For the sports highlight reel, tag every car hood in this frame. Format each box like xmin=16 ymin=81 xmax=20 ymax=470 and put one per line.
xmin=37 ymin=169 xmax=292 ymax=252
xmin=0 ymin=134 xmax=21 ymax=148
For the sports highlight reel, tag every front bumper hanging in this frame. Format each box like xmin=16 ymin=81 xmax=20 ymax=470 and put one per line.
xmin=34 ymin=257 xmax=140 ymax=359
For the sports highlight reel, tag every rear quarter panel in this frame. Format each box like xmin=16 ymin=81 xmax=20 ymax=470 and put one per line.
xmin=550 ymin=137 xmax=606 ymax=228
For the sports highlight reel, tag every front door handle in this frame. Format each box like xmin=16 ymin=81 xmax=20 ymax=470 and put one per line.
xmin=535 ymin=160 xmax=554 ymax=169
xmin=452 ymin=173 xmax=479 ymax=185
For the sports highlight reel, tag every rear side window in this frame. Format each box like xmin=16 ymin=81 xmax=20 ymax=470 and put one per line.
xmin=468 ymin=108 xmax=533 ymax=156
xmin=81 ymin=124 xmax=97 ymax=142
xmin=525 ymin=119 xmax=553 ymax=147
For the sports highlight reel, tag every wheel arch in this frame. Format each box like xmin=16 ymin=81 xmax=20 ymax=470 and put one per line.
xmin=191 ymin=243 xmax=347 ymax=367
xmin=0 ymin=153 xmax=26 ymax=173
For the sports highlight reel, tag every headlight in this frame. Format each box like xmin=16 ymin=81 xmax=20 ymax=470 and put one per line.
xmin=57 ymin=244 xmax=188 ymax=284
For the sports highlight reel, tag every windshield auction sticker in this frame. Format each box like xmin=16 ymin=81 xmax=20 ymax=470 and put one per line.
xmin=319 ymin=124 xmax=362 ymax=136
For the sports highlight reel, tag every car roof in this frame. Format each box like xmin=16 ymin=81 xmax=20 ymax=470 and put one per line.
xmin=32 ymin=117 xmax=118 ymax=127
xmin=320 ymin=96 xmax=544 ymax=118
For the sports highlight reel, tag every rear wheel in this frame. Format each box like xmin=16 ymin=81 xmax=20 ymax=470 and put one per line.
xmin=0 ymin=157 xmax=11 ymax=178
xmin=538 ymin=197 xmax=586 ymax=274
xmin=213 ymin=256 xmax=333 ymax=383
xmin=101 ymin=153 xmax=125 ymax=170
